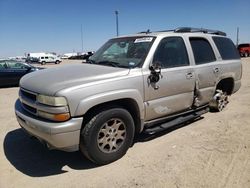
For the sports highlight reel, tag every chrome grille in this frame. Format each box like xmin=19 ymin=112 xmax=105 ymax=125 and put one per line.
xmin=23 ymin=103 xmax=37 ymax=114
xmin=19 ymin=88 xmax=38 ymax=115
xmin=20 ymin=88 xmax=37 ymax=102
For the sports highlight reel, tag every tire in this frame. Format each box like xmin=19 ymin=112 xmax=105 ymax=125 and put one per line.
xmin=41 ymin=61 xmax=46 ymax=65
xmin=244 ymin=52 xmax=248 ymax=57
xmin=80 ymin=108 xmax=135 ymax=165
xmin=55 ymin=60 xmax=60 ymax=64
xmin=209 ymin=89 xmax=229 ymax=112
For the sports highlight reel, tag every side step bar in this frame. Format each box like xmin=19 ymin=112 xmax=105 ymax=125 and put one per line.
xmin=143 ymin=107 xmax=209 ymax=135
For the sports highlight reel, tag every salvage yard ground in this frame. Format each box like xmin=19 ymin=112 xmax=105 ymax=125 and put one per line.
xmin=0 ymin=58 xmax=250 ymax=188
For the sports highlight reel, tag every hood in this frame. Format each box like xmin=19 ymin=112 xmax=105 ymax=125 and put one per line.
xmin=20 ymin=64 xmax=130 ymax=95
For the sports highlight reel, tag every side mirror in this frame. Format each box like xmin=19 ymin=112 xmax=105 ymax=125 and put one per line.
xmin=148 ymin=62 xmax=163 ymax=90
xmin=149 ymin=62 xmax=162 ymax=83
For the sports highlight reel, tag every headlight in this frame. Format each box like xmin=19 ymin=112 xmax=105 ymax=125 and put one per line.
xmin=37 ymin=95 xmax=68 ymax=106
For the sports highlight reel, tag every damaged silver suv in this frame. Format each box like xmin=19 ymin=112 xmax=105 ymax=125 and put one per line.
xmin=15 ymin=27 xmax=242 ymax=164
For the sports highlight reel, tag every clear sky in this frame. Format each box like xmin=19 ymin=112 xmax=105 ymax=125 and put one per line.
xmin=0 ymin=0 xmax=249 ymax=58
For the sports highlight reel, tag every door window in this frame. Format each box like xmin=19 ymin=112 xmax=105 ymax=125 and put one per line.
xmin=153 ymin=37 xmax=189 ymax=68
xmin=190 ymin=38 xmax=216 ymax=64
xmin=0 ymin=62 xmax=8 ymax=69
xmin=8 ymin=62 xmax=28 ymax=69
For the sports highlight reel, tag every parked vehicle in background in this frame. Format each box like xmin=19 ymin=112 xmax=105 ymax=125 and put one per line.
xmin=61 ymin=53 xmax=78 ymax=59
xmin=26 ymin=56 xmax=39 ymax=63
xmin=15 ymin=27 xmax=242 ymax=165
xmin=38 ymin=55 xmax=61 ymax=65
xmin=26 ymin=52 xmax=61 ymax=65
xmin=69 ymin=51 xmax=95 ymax=60
xmin=0 ymin=60 xmax=43 ymax=87
xmin=237 ymin=43 xmax=250 ymax=57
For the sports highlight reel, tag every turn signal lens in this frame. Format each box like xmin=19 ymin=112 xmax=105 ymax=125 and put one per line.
xmin=38 ymin=111 xmax=70 ymax=122
xmin=53 ymin=113 xmax=70 ymax=122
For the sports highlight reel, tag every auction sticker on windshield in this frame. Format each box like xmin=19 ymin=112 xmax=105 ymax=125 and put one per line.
xmin=134 ymin=37 xmax=153 ymax=43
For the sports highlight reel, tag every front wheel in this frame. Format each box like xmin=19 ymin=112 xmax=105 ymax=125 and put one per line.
xmin=80 ymin=108 xmax=135 ymax=165
xmin=209 ymin=90 xmax=229 ymax=112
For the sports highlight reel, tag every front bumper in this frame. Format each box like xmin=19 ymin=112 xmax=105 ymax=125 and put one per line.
xmin=15 ymin=99 xmax=83 ymax=152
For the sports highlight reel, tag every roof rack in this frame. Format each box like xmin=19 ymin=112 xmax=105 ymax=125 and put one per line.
xmin=174 ymin=27 xmax=226 ymax=36
xmin=137 ymin=29 xmax=151 ymax=34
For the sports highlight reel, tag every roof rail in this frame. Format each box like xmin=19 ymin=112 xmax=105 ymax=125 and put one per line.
xmin=174 ymin=27 xmax=227 ymax=36
xmin=137 ymin=29 xmax=151 ymax=34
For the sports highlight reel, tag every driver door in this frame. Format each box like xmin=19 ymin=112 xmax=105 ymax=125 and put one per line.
xmin=144 ymin=37 xmax=195 ymax=121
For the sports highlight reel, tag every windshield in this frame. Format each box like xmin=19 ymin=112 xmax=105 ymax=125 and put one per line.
xmin=89 ymin=36 xmax=155 ymax=68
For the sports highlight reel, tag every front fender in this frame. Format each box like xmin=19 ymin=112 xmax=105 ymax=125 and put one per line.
xmin=74 ymin=89 xmax=144 ymax=119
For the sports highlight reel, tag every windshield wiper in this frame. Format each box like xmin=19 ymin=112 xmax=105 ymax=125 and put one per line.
xmin=97 ymin=60 xmax=120 ymax=67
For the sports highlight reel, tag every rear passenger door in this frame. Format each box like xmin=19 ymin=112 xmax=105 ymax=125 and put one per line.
xmin=190 ymin=37 xmax=219 ymax=105
xmin=144 ymin=37 xmax=195 ymax=121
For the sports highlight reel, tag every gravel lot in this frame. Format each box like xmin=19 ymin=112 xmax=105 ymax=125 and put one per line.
xmin=0 ymin=58 xmax=250 ymax=188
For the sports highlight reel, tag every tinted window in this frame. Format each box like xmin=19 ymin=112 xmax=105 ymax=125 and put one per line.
xmin=90 ymin=36 xmax=155 ymax=68
xmin=190 ymin=38 xmax=216 ymax=64
xmin=213 ymin=37 xmax=240 ymax=60
xmin=8 ymin=62 xmax=28 ymax=69
xmin=153 ymin=37 xmax=189 ymax=68
xmin=0 ymin=62 xmax=8 ymax=69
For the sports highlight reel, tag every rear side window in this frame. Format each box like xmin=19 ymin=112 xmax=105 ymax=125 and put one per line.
xmin=153 ymin=37 xmax=189 ymax=68
xmin=213 ymin=37 xmax=240 ymax=60
xmin=190 ymin=38 xmax=216 ymax=64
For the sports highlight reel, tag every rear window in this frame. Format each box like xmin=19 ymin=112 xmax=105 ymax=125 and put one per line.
xmin=190 ymin=38 xmax=216 ymax=64
xmin=213 ymin=37 xmax=240 ymax=60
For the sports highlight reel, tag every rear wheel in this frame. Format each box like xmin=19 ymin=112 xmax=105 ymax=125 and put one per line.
xmin=209 ymin=89 xmax=229 ymax=112
xmin=41 ymin=61 xmax=46 ymax=65
xmin=55 ymin=60 xmax=60 ymax=64
xmin=80 ymin=108 xmax=135 ymax=165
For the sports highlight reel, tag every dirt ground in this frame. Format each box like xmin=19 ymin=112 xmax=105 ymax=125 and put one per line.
xmin=0 ymin=58 xmax=250 ymax=188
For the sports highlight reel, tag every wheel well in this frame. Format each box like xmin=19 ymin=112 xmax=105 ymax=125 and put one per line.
xmin=216 ymin=78 xmax=234 ymax=95
xmin=82 ymin=99 xmax=142 ymax=134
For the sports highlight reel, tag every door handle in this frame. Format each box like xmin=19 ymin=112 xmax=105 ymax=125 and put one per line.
xmin=186 ymin=72 xmax=194 ymax=79
xmin=213 ymin=67 xmax=219 ymax=73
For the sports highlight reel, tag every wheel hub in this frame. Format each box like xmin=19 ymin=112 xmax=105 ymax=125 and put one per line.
xmin=97 ymin=118 xmax=126 ymax=153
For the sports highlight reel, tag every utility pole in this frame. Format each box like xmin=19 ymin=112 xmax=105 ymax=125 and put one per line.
xmin=115 ymin=10 xmax=119 ymax=36
xmin=81 ymin=24 xmax=83 ymax=52
xmin=236 ymin=27 xmax=239 ymax=47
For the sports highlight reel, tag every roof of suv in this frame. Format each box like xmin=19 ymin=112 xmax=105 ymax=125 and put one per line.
xmin=117 ymin=27 xmax=227 ymax=38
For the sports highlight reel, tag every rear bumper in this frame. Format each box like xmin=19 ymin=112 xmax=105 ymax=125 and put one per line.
xmin=15 ymin=99 xmax=83 ymax=152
